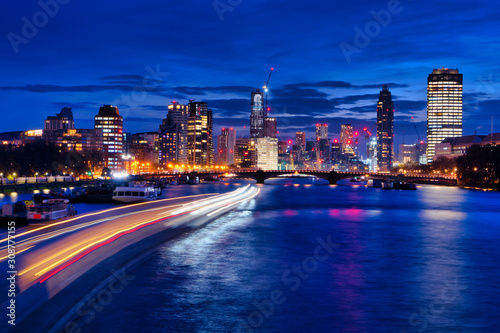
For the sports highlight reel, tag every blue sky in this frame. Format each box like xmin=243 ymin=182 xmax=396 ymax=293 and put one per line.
xmin=1 ymin=0 xmax=499 ymax=149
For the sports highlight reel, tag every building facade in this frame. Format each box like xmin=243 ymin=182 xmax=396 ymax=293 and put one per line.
xmin=316 ymin=124 xmax=328 ymax=141
xmin=256 ymin=137 xmax=278 ymax=170
xmin=217 ymin=127 xmax=236 ymax=166
xmin=94 ymin=105 xmax=123 ymax=171
xmin=187 ymin=101 xmax=213 ymax=167
xmin=158 ymin=101 xmax=189 ymax=166
xmin=340 ymin=124 xmax=353 ymax=155
xmin=44 ymin=107 xmax=75 ymax=131
xmin=376 ymin=85 xmax=394 ymax=172
xmin=296 ymin=132 xmax=306 ymax=150
xmin=250 ymin=89 xmax=265 ymax=138
xmin=427 ymin=68 xmax=463 ymax=163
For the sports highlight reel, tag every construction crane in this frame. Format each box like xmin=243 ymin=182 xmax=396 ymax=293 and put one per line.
xmin=263 ymin=67 xmax=274 ymax=114
xmin=410 ymin=117 xmax=423 ymax=144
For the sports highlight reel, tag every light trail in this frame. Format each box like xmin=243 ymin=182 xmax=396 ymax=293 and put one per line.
xmin=0 ymin=193 xmax=216 ymax=245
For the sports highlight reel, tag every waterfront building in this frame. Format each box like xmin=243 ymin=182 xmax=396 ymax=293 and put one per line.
xmin=256 ymin=137 xmax=278 ymax=170
xmin=187 ymin=101 xmax=213 ymax=167
xmin=158 ymin=102 xmax=189 ymax=165
xmin=235 ymin=138 xmax=257 ymax=168
xmin=94 ymin=105 xmax=123 ymax=171
xmin=376 ymin=85 xmax=394 ymax=172
xmin=218 ymin=127 xmax=236 ymax=166
xmin=427 ymin=68 xmax=463 ymax=163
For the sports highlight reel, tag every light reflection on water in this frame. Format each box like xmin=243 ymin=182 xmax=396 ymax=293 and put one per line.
xmin=44 ymin=181 xmax=500 ymax=331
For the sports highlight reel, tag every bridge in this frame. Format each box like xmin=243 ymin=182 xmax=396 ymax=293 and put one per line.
xmin=148 ymin=170 xmax=457 ymax=185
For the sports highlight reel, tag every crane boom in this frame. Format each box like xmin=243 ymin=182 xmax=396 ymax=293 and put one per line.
xmin=410 ymin=117 xmax=422 ymax=142
xmin=264 ymin=67 xmax=274 ymax=90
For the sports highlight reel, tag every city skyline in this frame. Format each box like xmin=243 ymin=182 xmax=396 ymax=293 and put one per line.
xmin=1 ymin=0 xmax=499 ymax=148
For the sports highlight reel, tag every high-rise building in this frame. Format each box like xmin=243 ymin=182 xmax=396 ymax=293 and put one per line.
xmin=427 ymin=68 xmax=463 ymax=163
xmin=218 ymin=127 xmax=236 ymax=166
xmin=188 ymin=101 xmax=213 ymax=166
xmin=235 ymin=138 xmax=257 ymax=168
xmin=296 ymin=132 xmax=306 ymax=150
xmin=250 ymin=89 xmax=265 ymax=138
xmin=264 ymin=117 xmax=277 ymax=138
xmin=376 ymin=85 xmax=394 ymax=172
xmin=256 ymin=137 xmax=278 ymax=170
xmin=94 ymin=105 xmax=123 ymax=171
xmin=316 ymin=124 xmax=328 ymax=141
xmin=44 ymin=107 xmax=75 ymax=131
xmin=340 ymin=124 xmax=353 ymax=154
xmin=158 ymin=102 xmax=189 ymax=165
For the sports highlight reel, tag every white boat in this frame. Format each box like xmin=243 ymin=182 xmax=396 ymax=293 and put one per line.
xmin=27 ymin=199 xmax=77 ymax=221
xmin=112 ymin=185 xmax=159 ymax=203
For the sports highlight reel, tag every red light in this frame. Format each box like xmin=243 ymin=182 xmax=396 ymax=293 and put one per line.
xmin=420 ymin=141 xmax=424 ymax=144
xmin=271 ymin=67 xmax=274 ymax=71
xmin=363 ymin=127 xmax=368 ymax=131
xmin=222 ymin=128 xmax=225 ymax=130
xmin=267 ymin=107 xmax=271 ymax=111
xmin=230 ymin=150 xmax=233 ymax=153
xmin=354 ymin=131 xmax=359 ymax=136
xmin=288 ymin=140 xmax=292 ymax=144
xmin=230 ymin=128 xmax=233 ymax=130
xmin=334 ymin=139 xmax=338 ymax=143
xmin=347 ymin=140 xmax=351 ymax=144
xmin=219 ymin=150 xmax=223 ymax=153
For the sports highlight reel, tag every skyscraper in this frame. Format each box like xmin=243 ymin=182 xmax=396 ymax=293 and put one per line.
xmin=188 ymin=101 xmax=213 ymax=166
xmin=296 ymin=132 xmax=306 ymax=150
xmin=94 ymin=105 xmax=123 ymax=171
xmin=250 ymin=89 xmax=265 ymax=138
xmin=426 ymin=68 xmax=463 ymax=163
xmin=340 ymin=124 xmax=353 ymax=154
xmin=376 ymin=85 xmax=394 ymax=172
xmin=316 ymin=124 xmax=328 ymax=141
xmin=218 ymin=127 xmax=236 ymax=166
xmin=158 ymin=101 xmax=188 ymax=165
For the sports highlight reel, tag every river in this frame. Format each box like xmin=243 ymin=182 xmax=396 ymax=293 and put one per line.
xmin=39 ymin=180 xmax=500 ymax=331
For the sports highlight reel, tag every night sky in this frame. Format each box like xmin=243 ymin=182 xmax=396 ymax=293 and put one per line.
xmin=1 ymin=0 xmax=499 ymax=149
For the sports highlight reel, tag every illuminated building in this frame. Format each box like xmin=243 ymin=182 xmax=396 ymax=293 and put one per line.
xmin=158 ymin=102 xmax=188 ymax=165
xmin=94 ymin=105 xmax=123 ymax=171
xmin=427 ymin=68 xmax=463 ymax=163
xmin=250 ymin=89 xmax=265 ymax=138
xmin=235 ymin=138 xmax=256 ymax=168
xmin=256 ymin=137 xmax=278 ymax=170
xmin=44 ymin=107 xmax=75 ymax=131
xmin=188 ymin=101 xmax=213 ymax=166
xmin=124 ymin=132 xmax=159 ymax=171
xmin=316 ymin=124 xmax=328 ymax=141
xmin=340 ymin=124 xmax=353 ymax=154
xmin=218 ymin=127 xmax=236 ymax=166
xmin=296 ymin=132 xmax=306 ymax=150
xmin=376 ymin=85 xmax=394 ymax=172
xmin=264 ymin=117 xmax=277 ymax=138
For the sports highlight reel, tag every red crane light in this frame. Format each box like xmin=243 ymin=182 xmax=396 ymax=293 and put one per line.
xmin=354 ymin=131 xmax=359 ymax=136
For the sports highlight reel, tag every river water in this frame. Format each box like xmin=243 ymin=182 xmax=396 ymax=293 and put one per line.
xmin=65 ymin=180 xmax=500 ymax=332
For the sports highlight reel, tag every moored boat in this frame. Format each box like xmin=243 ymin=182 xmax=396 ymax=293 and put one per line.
xmin=112 ymin=184 xmax=160 ymax=203
xmin=27 ymin=199 xmax=77 ymax=221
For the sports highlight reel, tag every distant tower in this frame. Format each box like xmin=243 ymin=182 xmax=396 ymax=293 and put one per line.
xmin=340 ymin=124 xmax=353 ymax=154
xmin=376 ymin=85 xmax=394 ymax=172
xmin=296 ymin=132 xmax=306 ymax=150
xmin=426 ymin=68 xmax=463 ymax=163
xmin=316 ymin=124 xmax=328 ymax=141
xmin=94 ymin=105 xmax=123 ymax=171
xmin=250 ymin=89 xmax=265 ymax=138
